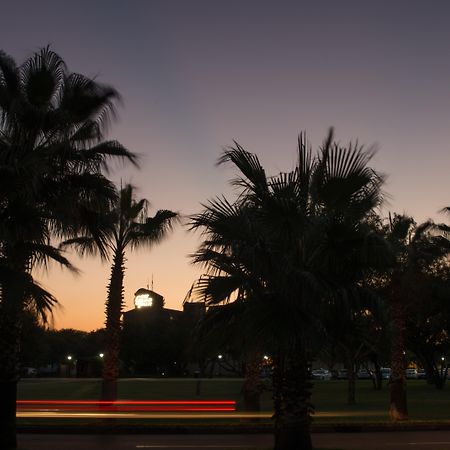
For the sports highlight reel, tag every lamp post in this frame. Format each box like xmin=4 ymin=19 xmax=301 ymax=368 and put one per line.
xmin=66 ymin=355 xmax=73 ymax=377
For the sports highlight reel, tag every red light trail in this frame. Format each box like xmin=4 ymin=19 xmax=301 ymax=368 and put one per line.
xmin=17 ymin=400 xmax=236 ymax=412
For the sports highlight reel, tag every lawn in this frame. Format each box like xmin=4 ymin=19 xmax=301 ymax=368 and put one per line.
xmin=17 ymin=377 xmax=450 ymax=423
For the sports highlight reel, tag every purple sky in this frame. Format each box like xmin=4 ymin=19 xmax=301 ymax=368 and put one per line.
xmin=3 ymin=0 xmax=450 ymax=330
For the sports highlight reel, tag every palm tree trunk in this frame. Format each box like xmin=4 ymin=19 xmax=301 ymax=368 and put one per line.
xmin=0 ymin=311 xmax=21 ymax=450
xmin=346 ymin=358 xmax=356 ymax=405
xmin=273 ymin=347 xmax=313 ymax=450
xmin=371 ymin=357 xmax=382 ymax=390
xmin=242 ymin=353 xmax=262 ymax=412
xmin=389 ymin=289 xmax=408 ymax=421
xmin=101 ymin=248 xmax=125 ymax=401
xmin=0 ymin=269 xmax=26 ymax=449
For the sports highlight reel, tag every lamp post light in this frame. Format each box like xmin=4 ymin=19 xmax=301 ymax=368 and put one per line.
xmin=99 ymin=353 xmax=104 ymax=358
xmin=66 ymin=355 xmax=73 ymax=377
xmin=218 ymin=354 xmax=223 ymax=360
xmin=440 ymin=356 xmax=447 ymax=380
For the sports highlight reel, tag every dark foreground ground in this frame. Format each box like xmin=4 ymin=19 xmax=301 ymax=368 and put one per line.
xmin=17 ymin=431 xmax=450 ymax=450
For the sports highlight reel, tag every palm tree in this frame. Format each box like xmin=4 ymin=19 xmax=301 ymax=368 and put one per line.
xmin=190 ymin=130 xmax=385 ymax=450
xmin=0 ymin=47 xmax=135 ymax=449
xmin=63 ymin=184 xmax=178 ymax=400
xmin=381 ymin=214 xmax=450 ymax=420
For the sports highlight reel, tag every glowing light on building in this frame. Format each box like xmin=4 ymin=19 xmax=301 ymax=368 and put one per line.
xmin=135 ymin=293 xmax=153 ymax=309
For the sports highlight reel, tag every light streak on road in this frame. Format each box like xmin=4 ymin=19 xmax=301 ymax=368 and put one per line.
xmin=17 ymin=411 xmax=271 ymax=419
xmin=17 ymin=399 xmax=236 ymax=413
xmin=16 ymin=399 xmax=387 ymax=420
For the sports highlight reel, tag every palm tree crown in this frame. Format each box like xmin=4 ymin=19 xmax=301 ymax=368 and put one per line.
xmin=0 ymin=46 xmax=136 ymax=318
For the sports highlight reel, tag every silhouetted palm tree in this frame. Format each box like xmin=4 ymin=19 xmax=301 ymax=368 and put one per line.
xmin=63 ymin=184 xmax=178 ymax=400
xmin=190 ymin=130 xmax=385 ymax=450
xmin=382 ymin=214 xmax=450 ymax=420
xmin=0 ymin=47 xmax=135 ymax=449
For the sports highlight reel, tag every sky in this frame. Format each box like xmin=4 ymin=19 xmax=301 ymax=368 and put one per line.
xmin=2 ymin=0 xmax=450 ymax=330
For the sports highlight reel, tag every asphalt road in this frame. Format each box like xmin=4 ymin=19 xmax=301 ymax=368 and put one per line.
xmin=17 ymin=431 xmax=450 ymax=450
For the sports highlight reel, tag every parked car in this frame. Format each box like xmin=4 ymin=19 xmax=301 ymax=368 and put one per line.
xmin=336 ymin=369 xmax=348 ymax=379
xmin=417 ymin=369 xmax=427 ymax=379
xmin=405 ymin=368 xmax=418 ymax=379
xmin=311 ymin=368 xmax=332 ymax=380
xmin=22 ymin=367 xmax=37 ymax=377
xmin=380 ymin=367 xmax=391 ymax=379
xmin=357 ymin=369 xmax=372 ymax=379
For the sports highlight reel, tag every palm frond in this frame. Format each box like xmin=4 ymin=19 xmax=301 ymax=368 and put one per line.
xmin=24 ymin=279 xmax=59 ymax=324
xmin=27 ymin=243 xmax=78 ymax=274
xmin=86 ymin=140 xmax=138 ymax=170
xmin=0 ymin=50 xmax=19 ymax=92
xmin=218 ymin=143 xmax=269 ymax=199
xmin=21 ymin=46 xmax=66 ymax=107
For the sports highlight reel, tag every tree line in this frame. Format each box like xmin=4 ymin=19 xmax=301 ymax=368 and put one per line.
xmin=1 ymin=47 xmax=450 ymax=450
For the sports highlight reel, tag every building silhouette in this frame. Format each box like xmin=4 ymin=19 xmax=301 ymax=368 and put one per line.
xmin=121 ymin=288 xmax=205 ymax=376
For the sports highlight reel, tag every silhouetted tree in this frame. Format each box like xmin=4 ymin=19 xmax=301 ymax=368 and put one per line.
xmin=381 ymin=214 xmax=450 ymax=420
xmin=63 ymin=184 xmax=177 ymax=400
xmin=0 ymin=47 xmax=134 ymax=449
xmin=190 ymin=130 xmax=385 ymax=450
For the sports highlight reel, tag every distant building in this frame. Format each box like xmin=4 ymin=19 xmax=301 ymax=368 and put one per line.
xmin=121 ymin=288 xmax=206 ymax=376
xmin=123 ymin=288 xmax=183 ymax=324
xmin=123 ymin=287 xmax=206 ymax=323
xmin=133 ymin=288 xmax=164 ymax=309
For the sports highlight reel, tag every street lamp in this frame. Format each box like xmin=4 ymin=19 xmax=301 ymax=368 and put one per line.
xmin=99 ymin=353 xmax=104 ymax=358
xmin=66 ymin=355 xmax=74 ymax=378
xmin=218 ymin=354 xmax=223 ymax=360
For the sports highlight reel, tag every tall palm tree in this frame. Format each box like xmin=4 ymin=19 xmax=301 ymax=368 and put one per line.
xmin=190 ymin=130 xmax=385 ymax=450
xmin=63 ymin=184 xmax=178 ymax=400
xmin=0 ymin=47 xmax=135 ymax=449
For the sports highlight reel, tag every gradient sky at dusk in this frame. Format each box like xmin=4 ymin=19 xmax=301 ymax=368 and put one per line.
xmin=2 ymin=0 xmax=450 ymax=330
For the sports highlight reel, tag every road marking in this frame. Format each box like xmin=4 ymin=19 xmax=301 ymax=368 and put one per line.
xmin=136 ymin=446 xmax=254 ymax=448
xmin=408 ymin=443 xmax=450 ymax=446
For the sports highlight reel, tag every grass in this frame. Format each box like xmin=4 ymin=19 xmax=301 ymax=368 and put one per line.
xmin=17 ymin=377 xmax=450 ymax=424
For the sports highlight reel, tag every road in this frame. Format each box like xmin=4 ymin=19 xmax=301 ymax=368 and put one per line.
xmin=17 ymin=431 xmax=450 ymax=450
